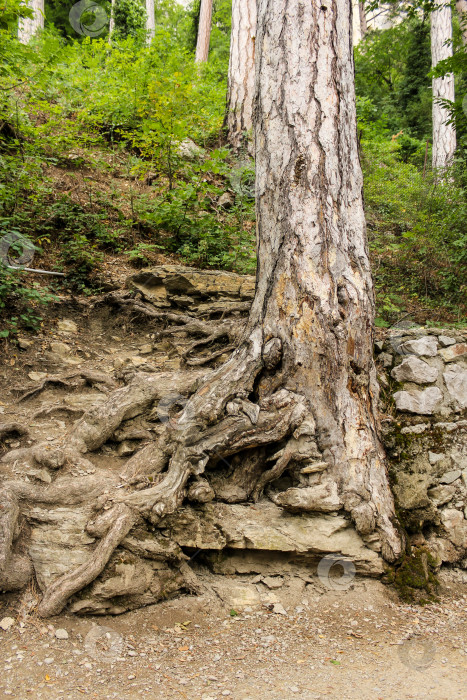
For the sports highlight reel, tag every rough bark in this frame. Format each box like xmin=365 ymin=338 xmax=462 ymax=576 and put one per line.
xmin=226 ymin=0 xmax=257 ymax=152
xmin=431 ymin=1 xmax=456 ymax=170
xmin=146 ymin=0 xmax=156 ymax=44
xmin=247 ymin=0 xmax=401 ymax=561
xmin=457 ymin=0 xmax=467 ymax=45
xmin=195 ymin=0 xmax=213 ymax=63
xmin=18 ymin=0 xmax=44 ymax=44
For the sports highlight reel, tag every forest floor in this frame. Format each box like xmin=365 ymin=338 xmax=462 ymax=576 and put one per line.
xmin=1 ymin=277 xmax=466 ymax=700
xmin=0 ymin=573 xmax=466 ymax=700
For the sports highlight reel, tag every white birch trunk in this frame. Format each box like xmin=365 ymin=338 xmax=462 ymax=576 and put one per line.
xmin=146 ymin=0 xmax=156 ymax=44
xmin=18 ymin=0 xmax=44 ymax=44
xmin=195 ymin=0 xmax=213 ymax=63
xmin=226 ymin=0 xmax=257 ymax=152
xmin=431 ymin=1 xmax=456 ymax=170
xmin=456 ymin=0 xmax=467 ymax=45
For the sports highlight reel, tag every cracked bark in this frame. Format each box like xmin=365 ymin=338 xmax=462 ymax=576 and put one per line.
xmin=226 ymin=0 xmax=257 ymax=152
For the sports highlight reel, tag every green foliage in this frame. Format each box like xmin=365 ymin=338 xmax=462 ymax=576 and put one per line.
xmin=0 ymin=2 xmax=465 ymax=339
xmin=0 ymin=265 xmax=57 ymax=337
xmin=113 ymin=0 xmax=147 ymax=41
xmin=355 ymin=18 xmax=432 ymax=139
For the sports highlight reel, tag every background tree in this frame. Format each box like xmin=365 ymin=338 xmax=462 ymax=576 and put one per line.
xmin=225 ymin=0 xmax=256 ymax=152
xmin=456 ymin=0 xmax=467 ymax=44
xmin=112 ymin=0 xmax=147 ymax=40
xmin=195 ymin=0 xmax=213 ymax=62
xmin=146 ymin=0 xmax=156 ymax=43
xmin=18 ymin=0 xmax=44 ymax=43
xmin=431 ymin=0 xmax=456 ymax=169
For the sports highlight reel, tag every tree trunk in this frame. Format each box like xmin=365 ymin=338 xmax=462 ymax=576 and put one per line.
xmin=195 ymin=0 xmax=213 ymax=63
xmin=18 ymin=0 xmax=44 ymax=44
xmin=457 ymin=0 xmax=467 ymax=44
xmin=109 ymin=0 xmax=115 ymax=38
xmin=249 ymin=0 xmax=401 ymax=561
xmin=226 ymin=0 xmax=257 ymax=152
xmin=146 ymin=0 xmax=156 ymax=44
xmin=359 ymin=2 xmax=368 ymax=36
xmin=431 ymin=1 xmax=456 ymax=170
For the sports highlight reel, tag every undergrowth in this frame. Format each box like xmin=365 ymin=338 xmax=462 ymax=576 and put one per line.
xmin=0 ymin=3 xmax=466 ymax=336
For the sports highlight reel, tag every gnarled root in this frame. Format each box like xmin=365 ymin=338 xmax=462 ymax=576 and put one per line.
xmin=36 ymin=503 xmax=137 ymax=617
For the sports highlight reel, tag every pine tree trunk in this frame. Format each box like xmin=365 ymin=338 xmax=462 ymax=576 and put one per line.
xmin=226 ymin=0 xmax=257 ymax=152
xmin=457 ymin=0 xmax=467 ymax=44
xmin=195 ymin=0 xmax=213 ymax=63
xmin=431 ymin=1 xmax=456 ymax=170
xmin=251 ymin=0 xmax=401 ymax=561
xmin=18 ymin=0 xmax=44 ymax=44
xmin=146 ymin=0 xmax=156 ymax=44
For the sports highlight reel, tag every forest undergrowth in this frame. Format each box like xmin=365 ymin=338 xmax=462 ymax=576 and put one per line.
xmin=1 ymin=0 xmax=466 ymax=340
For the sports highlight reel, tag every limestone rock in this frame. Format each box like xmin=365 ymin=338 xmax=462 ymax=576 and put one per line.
xmin=400 ymin=336 xmax=438 ymax=357
xmin=50 ymin=342 xmax=71 ymax=356
xmin=391 ymin=357 xmax=438 ymax=384
xmin=400 ymin=424 xmax=428 ymax=434
xmin=441 ymin=509 xmax=467 ymax=548
xmin=55 ymin=628 xmax=69 ymax=640
xmin=128 ymin=265 xmax=255 ymax=307
xmin=0 ymin=617 xmax=15 ymax=631
xmin=177 ymin=138 xmax=205 ymax=161
xmin=218 ymin=192 xmax=235 ymax=209
xmin=427 ymin=485 xmax=455 ymax=507
xmin=160 ymin=502 xmax=383 ymax=574
xmin=379 ymin=352 xmax=393 ymax=368
xmin=393 ymin=387 xmax=443 ymax=415
xmin=57 ymin=319 xmax=78 ymax=333
xmin=428 ymin=452 xmax=445 ymax=465
xmin=439 ymin=343 xmax=467 ymax=362
xmin=27 ymin=506 xmax=96 ymax=590
xmin=271 ymin=483 xmax=342 ymax=513
xmin=392 ymin=473 xmax=431 ymax=510
xmin=443 ymin=366 xmax=467 ymax=408
xmin=211 ymin=582 xmax=260 ymax=610
xmin=439 ymin=470 xmax=461 ymax=485
xmin=439 ymin=336 xmax=456 ymax=347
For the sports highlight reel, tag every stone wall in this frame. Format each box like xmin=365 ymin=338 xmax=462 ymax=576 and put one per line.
xmin=376 ymin=328 xmax=466 ymax=567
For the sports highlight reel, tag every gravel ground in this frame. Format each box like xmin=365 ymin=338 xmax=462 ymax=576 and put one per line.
xmin=1 ymin=572 xmax=466 ymax=700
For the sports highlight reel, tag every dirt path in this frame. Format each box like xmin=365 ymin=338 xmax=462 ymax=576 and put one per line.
xmin=1 ymin=573 xmax=466 ymax=700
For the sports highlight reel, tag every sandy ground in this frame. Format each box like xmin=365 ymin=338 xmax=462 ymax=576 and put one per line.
xmin=1 ymin=572 xmax=466 ymax=700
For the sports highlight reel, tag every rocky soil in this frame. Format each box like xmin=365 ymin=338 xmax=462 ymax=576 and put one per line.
xmin=1 ymin=572 xmax=466 ymax=699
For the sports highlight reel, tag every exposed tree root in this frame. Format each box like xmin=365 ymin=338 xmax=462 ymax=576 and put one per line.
xmin=0 ymin=268 xmax=402 ymax=615
xmin=36 ymin=503 xmax=137 ymax=617
xmin=17 ymin=370 xmax=117 ymax=402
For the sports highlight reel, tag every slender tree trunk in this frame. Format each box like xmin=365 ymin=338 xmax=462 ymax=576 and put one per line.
xmin=226 ymin=0 xmax=257 ymax=152
xmin=195 ymin=0 xmax=213 ymax=63
xmin=18 ymin=0 xmax=44 ymax=44
xmin=431 ymin=1 xmax=456 ymax=170
xmin=359 ymin=1 xmax=368 ymax=36
xmin=146 ymin=0 xmax=156 ymax=44
xmin=109 ymin=0 xmax=115 ymax=38
xmin=457 ymin=0 xmax=467 ymax=44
